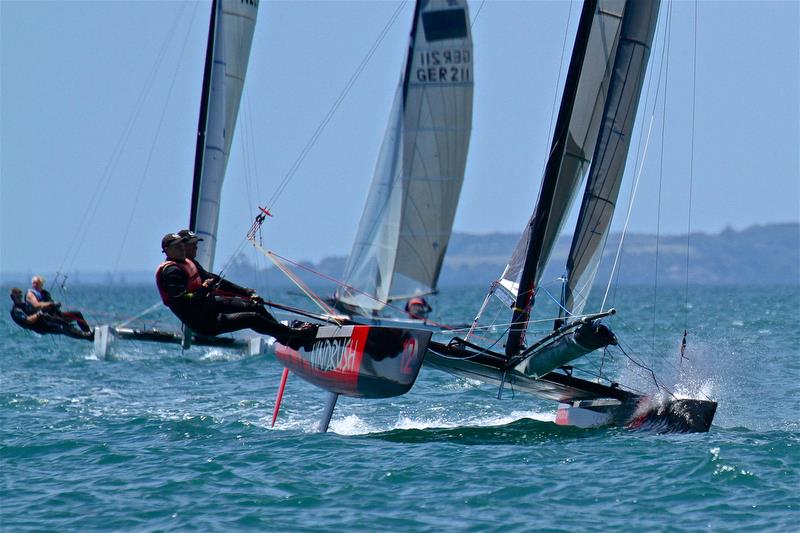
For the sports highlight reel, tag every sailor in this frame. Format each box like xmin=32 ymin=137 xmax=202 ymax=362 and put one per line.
xmin=26 ymin=275 xmax=93 ymax=335
xmin=9 ymin=288 xmax=93 ymax=341
xmin=405 ymin=296 xmax=432 ymax=319
xmin=176 ymin=229 xmax=257 ymax=301
xmin=155 ymin=233 xmax=316 ymax=349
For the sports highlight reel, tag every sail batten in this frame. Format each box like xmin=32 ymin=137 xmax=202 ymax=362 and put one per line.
xmin=338 ymin=0 xmax=473 ymax=314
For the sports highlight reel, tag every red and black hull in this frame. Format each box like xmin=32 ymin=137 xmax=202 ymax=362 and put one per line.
xmin=273 ymin=325 xmax=431 ymax=399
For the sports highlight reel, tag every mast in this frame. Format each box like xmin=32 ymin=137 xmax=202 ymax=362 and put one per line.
xmin=190 ymin=0 xmax=219 ymax=235
xmin=401 ymin=1 xmax=423 ymax=107
xmin=505 ymin=0 xmax=601 ymax=357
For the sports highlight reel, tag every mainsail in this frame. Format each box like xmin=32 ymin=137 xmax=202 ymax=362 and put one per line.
xmin=563 ymin=0 xmax=661 ymax=316
xmin=336 ymin=0 xmax=474 ymax=315
xmin=504 ymin=0 xmax=626 ymax=356
xmin=190 ymin=0 xmax=258 ymax=271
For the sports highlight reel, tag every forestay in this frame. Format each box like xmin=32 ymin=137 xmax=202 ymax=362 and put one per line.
xmin=190 ymin=0 xmax=258 ymax=270
xmin=336 ymin=0 xmax=474 ymax=315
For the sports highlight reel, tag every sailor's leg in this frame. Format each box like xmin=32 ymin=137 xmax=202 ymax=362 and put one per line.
xmin=39 ymin=315 xmax=90 ymax=340
xmin=212 ymin=297 xmax=278 ymax=322
xmin=60 ymin=310 xmax=91 ymax=332
xmin=61 ymin=326 xmax=94 ymax=341
xmin=215 ymin=312 xmax=294 ymax=340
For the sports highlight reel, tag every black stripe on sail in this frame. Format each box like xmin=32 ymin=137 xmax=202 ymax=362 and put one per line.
xmin=401 ymin=1 xmax=423 ymax=109
xmin=189 ymin=0 xmax=219 ymax=231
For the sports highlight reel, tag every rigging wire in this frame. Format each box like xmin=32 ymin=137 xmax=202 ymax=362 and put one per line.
xmin=541 ymin=0 xmax=575 ymax=177
xmin=682 ymin=0 xmax=699 ymax=357
xmin=470 ymin=0 xmax=487 ymax=28
xmin=601 ymin=1 xmax=673 ymax=312
xmin=220 ymin=2 xmax=409 ymax=281
xmin=538 ymin=285 xmax=576 ymax=319
xmin=57 ymin=2 xmax=195 ymax=279
xmin=113 ymin=4 xmax=201 ymax=273
xmin=615 ymin=342 xmax=676 ymax=399
xmin=260 ymin=1 xmax=408 ymax=212
xmin=651 ymin=2 xmax=673 ymax=353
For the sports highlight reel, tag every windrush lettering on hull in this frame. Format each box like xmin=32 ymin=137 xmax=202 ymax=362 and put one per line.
xmin=308 ymin=338 xmax=359 ymax=374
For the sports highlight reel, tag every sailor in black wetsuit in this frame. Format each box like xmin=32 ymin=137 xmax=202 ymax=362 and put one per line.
xmin=9 ymin=288 xmax=93 ymax=341
xmin=177 ymin=229 xmax=258 ymax=301
xmin=155 ymin=233 xmax=316 ymax=349
xmin=26 ymin=275 xmax=92 ymax=334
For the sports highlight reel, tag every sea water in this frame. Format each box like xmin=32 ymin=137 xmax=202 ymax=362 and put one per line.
xmin=1 ymin=284 xmax=798 ymax=531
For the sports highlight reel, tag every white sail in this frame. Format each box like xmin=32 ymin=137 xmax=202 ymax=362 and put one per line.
xmin=338 ymin=0 xmax=474 ymax=314
xmin=191 ymin=0 xmax=258 ymax=271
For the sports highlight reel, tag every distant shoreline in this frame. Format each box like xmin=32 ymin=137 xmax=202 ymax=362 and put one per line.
xmin=3 ymin=222 xmax=797 ymax=287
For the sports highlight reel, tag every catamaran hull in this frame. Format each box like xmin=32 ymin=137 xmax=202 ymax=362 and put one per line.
xmin=273 ymin=325 xmax=431 ymax=399
xmin=556 ymin=398 xmax=717 ymax=433
xmin=92 ymin=324 xmax=264 ymax=359
xmin=425 ymin=340 xmax=717 ymax=433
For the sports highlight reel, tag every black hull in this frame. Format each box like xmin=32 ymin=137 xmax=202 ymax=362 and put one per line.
xmin=113 ymin=327 xmax=250 ymax=348
xmin=626 ymin=398 xmax=718 ymax=433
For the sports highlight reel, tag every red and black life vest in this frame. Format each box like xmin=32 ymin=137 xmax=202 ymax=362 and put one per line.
xmin=155 ymin=260 xmax=202 ymax=305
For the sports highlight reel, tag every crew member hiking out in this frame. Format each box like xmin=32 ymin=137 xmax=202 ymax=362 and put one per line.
xmin=155 ymin=233 xmax=316 ymax=349
xmin=25 ymin=276 xmax=93 ymax=335
xmin=9 ymin=288 xmax=93 ymax=341
xmin=177 ymin=229 xmax=256 ymax=300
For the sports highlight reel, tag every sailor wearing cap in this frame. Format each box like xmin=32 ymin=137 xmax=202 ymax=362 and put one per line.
xmin=176 ymin=230 xmax=208 ymax=276
xmin=175 ymin=229 xmax=260 ymax=302
xmin=155 ymin=231 xmax=317 ymax=348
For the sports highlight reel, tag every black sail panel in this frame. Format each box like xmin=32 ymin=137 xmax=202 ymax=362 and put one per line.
xmin=564 ymin=0 xmax=661 ymax=316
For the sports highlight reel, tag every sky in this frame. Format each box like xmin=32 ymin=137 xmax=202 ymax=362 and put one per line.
xmin=1 ymin=0 xmax=798 ymax=277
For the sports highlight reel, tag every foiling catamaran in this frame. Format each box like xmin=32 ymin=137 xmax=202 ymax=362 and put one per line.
xmin=250 ymin=0 xmax=474 ymax=431
xmin=92 ymin=0 xmax=437 ymax=424
xmin=422 ymin=0 xmax=717 ymax=432
xmin=261 ymin=0 xmax=717 ymax=434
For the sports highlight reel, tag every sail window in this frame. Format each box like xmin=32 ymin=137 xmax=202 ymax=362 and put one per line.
xmin=422 ymin=9 xmax=467 ymax=42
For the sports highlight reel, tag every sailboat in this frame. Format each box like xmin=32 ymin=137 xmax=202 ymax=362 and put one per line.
xmin=330 ymin=0 xmax=473 ymax=328
xmin=94 ymin=0 xmax=261 ymax=358
xmin=423 ymin=0 xmax=718 ymax=432
xmin=90 ymin=0 xmax=431 ymax=422
xmin=255 ymin=0 xmax=476 ymax=431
